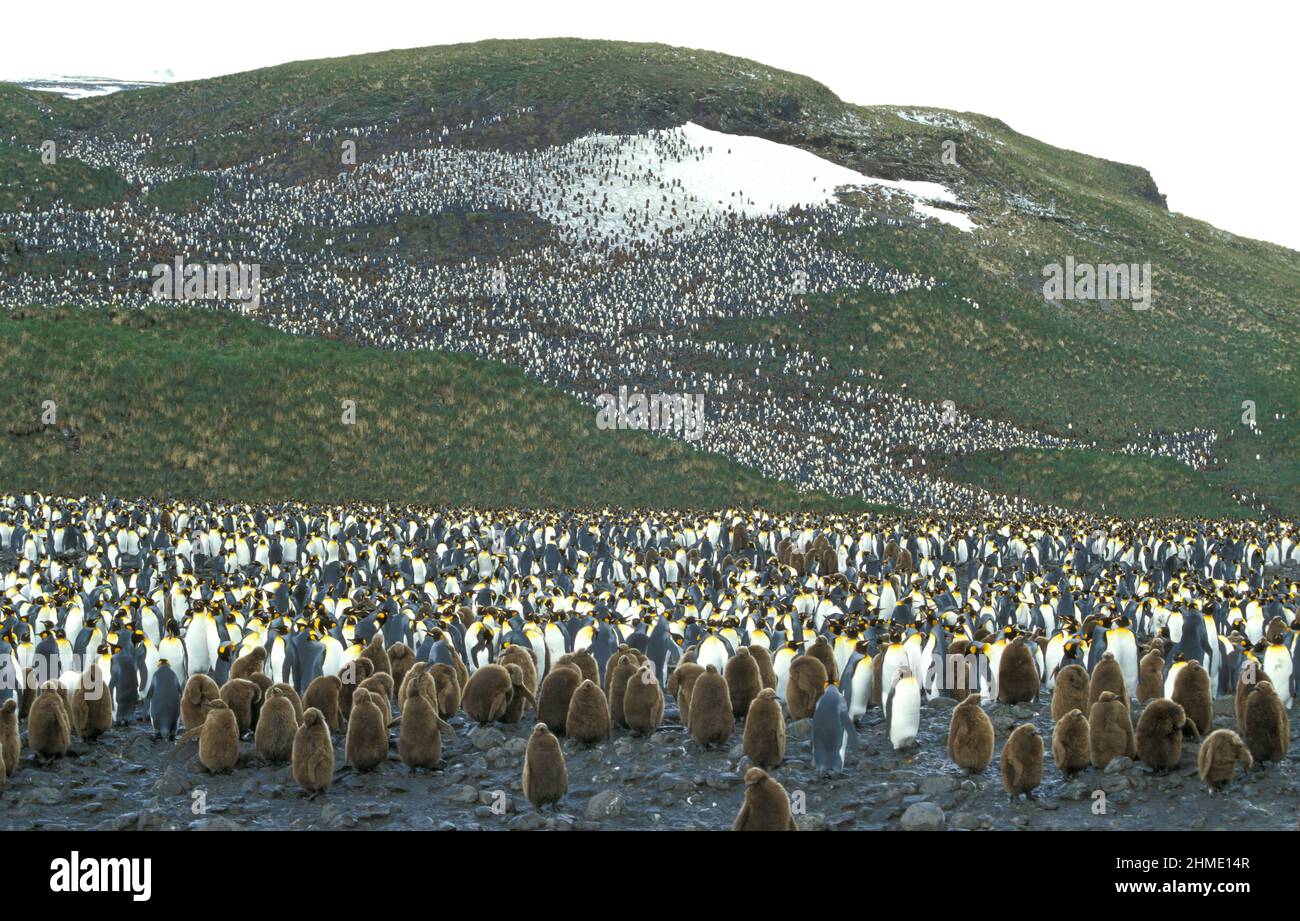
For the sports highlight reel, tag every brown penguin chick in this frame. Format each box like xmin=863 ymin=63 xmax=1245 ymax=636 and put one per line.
xmin=622 ymin=646 xmax=648 ymax=667
xmin=360 ymin=632 xmax=392 ymax=677
xmin=429 ymin=663 xmax=462 ymax=720
xmin=537 ymin=664 xmax=583 ymax=735
xmin=461 ymin=664 xmax=516 ymax=725
xmin=742 ymin=688 xmax=786 ymax=769
xmin=1000 ymin=723 xmax=1044 ymax=798
xmin=1135 ymin=650 xmax=1165 ymax=704
xmin=946 ymin=638 xmax=974 ymax=702
xmin=1242 ymin=680 xmax=1289 ymax=763
xmin=666 ymin=649 xmax=697 ymax=698
xmin=270 ymin=682 xmax=304 ymax=724
xmin=246 ymin=672 xmax=273 ymax=725
xmin=997 ymin=637 xmax=1039 ymax=704
xmin=670 ymin=661 xmax=705 ymax=728
xmin=450 ymin=647 xmax=470 ymax=690
xmin=1088 ymin=653 xmax=1128 ymax=709
xmin=397 ymin=661 xmax=427 ymax=707
xmin=27 ymin=683 xmax=70 ymax=761
xmin=358 ymin=672 xmax=395 ymax=717
xmin=1171 ymin=659 xmax=1212 ymax=736
xmin=229 ymin=646 xmax=267 ymax=682
xmin=1051 ymin=664 xmax=1090 ymax=721
xmin=1088 ymin=691 xmax=1137 ymax=769
xmin=70 ymin=664 xmax=113 ymax=741
xmin=559 ymin=649 xmax=599 ymax=686
xmin=397 ymin=663 xmax=435 ymax=720
xmin=398 ymin=683 xmax=455 ymax=770
xmin=946 ymin=694 xmax=994 ymax=773
xmin=606 ymin=653 xmax=638 ymax=728
xmin=189 ymin=700 xmax=239 ymax=773
xmin=806 ymin=636 xmax=838 ymax=685
xmin=724 ymin=647 xmax=762 ymax=718
xmin=254 ymin=687 xmax=299 ymax=763
xmin=219 ymin=678 xmax=262 ymax=736
xmin=1235 ymin=668 xmax=1270 ymax=731
xmin=748 ymin=645 xmax=777 ymax=691
xmin=359 ymin=668 xmax=394 ymax=698
xmin=292 ymin=707 xmax=335 ymax=795
xmin=688 ymin=665 xmax=734 ymax=747
xmin=50 ymin=682 xmax=72 ymax=715
xmin=1135 ymin=698 xmax=1188 ymax=771
xmin=786 ymin=655 xmax=827 ymax=720
xmin=345 ymin=688 xmax=389 ymax=771
xmin=1051 ymin=709 xmax=1091 ymax=775
xmin=500 ymin=662 xmax=537 ymax=723
xmin=623 ymin=661 xmax=665 ymax=736
xmin=566 ymin=679 xmax=612 ymax=743
xmin=181 ymin=673 xmax=221 ymax=731
xmin=522 ymin=722 xmax=567 ymax=809
xmin=302 ymin=675 xmax=343 ymax=733
xmin=732 ymin=767 xmax=797 ymax=831
xmin=338 ymin=656 xmax=374 ymax=720
xmin=0 ymin=699 xmax=19 ymax=776
xmin=499 ymin=644 xmax=538 ymax=698
xmin=603 ymin=646 xmax=633 ymax=697
xmin=1197 ymin=728 xmax=1254 ymax=789
xmin=386 ymin=642 xmax=416 ymax=698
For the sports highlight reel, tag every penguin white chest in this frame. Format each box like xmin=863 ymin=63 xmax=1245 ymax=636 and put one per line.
xmin=888 ymin=679 xmax=921 ymax=750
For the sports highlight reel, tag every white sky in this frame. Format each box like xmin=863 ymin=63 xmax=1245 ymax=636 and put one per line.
xmin=3 ymin=0 xmax=1295 ymax=251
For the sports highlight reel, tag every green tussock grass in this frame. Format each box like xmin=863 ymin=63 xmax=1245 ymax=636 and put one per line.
xmin=946 ymin=448 xmax=1250 ymax=519
xmin=0 ymin=305 xmax=884 ymax=513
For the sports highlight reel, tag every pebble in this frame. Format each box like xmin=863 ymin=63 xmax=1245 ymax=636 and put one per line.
xmin=470 ymin=727 xmax=507 ymax=751
xmin=585 ymin=790 xmax=626 ymax=819
xmin=900 ymin=802 xmax=945 ymax=831
xmin=448 ymin=784 xmax=480 ymax=803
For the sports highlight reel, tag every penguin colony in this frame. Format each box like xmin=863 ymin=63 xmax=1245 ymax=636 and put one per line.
xmin=0 ymin=113 xmax=1227 ymax=515
xmin=1 ymin=492 xmax=1298 ymax=829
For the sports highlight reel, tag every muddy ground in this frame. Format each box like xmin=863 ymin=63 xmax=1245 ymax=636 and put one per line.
xmin=3 ymin=690 xmax=1297 ymax=831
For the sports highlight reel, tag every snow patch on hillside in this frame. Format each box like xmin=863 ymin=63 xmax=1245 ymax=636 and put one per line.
xmin=913 ymin=202 xmax=977 ymax=231
xmin=897 ymin=110 xmax=973 ymax=132
xmin=534 ymin=122 xmax=972 ymax=244
xmin=9 ymin=75 xmax=167 ymax=98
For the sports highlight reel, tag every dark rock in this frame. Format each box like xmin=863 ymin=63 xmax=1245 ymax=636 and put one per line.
xmin=585 ymin=790 xmax=626 ymax=819
xmin=900 ymin=802 xmax=945 ymax=830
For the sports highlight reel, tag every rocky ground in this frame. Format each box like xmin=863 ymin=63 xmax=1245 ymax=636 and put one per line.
xmin=4 ymin=690 xmax=1297 ymax=831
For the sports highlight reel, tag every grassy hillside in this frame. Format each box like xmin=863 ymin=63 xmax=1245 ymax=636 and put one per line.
xmin=945 ymin=449 xmax=1251 ymax=520
xmin=3 ymin=38 xmax=1298 ymax=516
xmin=0 ymin=306 xmax=876 ymax=512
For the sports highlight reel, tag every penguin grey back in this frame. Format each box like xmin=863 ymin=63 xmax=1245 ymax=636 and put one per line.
xmin=811 ymin=684 xmax=854 ymax=772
